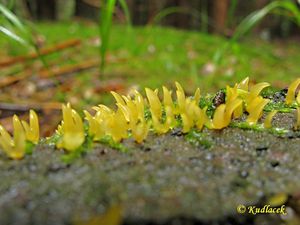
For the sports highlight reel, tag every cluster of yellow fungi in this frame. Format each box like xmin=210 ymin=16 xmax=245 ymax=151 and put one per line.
xmin=0 ymin=110 xmax=39 ymax=159
xmin=1 ymin=77 xmax=300 ymax=159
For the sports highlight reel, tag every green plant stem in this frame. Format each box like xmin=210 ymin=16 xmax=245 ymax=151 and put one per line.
xmin=99 ymin=0 xmax=117 ymax=72
xmin=213 ymin=0 xmax=300 ymax=65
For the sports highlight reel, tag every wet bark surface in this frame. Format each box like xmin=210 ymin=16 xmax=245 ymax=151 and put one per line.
xmin=0 ymin=113 xmax=299 ymax=225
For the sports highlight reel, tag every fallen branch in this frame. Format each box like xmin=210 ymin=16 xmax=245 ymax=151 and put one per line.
xmin=0 ymin=69 xmax=33 ymax=88
xmin=39 ymin=59 xmax=99 ymax=78
xmin=0 ymin=39 xmax=81 ymax=68
xmin=0 ymin=51 xmax=127 ymax=89
xmin=39 ymin=56 xmax=127 ymax=78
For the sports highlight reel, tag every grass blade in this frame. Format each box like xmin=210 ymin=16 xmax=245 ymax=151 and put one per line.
xmin=214 ymin=0 xmax=300 ymax=64
xmin=226 ymin=0 xmax=238 ymax=27
xmin=0 ymin=3 xmax=48 ymax=67
xmin=99 ymin=0 xmax=117 ymax=72
xmin=0 ymin=3 xmax=27 ymax=34
xmin=151 ymin=6 xmax=187 ymax=25
xmin=149 ymin=5 xmax=210 ymax=32
xmin=232 ymin=0 xmax=300 ymax=42
xmin=119 ymin=0 xmax=131 ymax=27
xmin=200 ymin=0 xmax=209 ymax=32
xmin=0 ymin=25 xmax=27 ymax=45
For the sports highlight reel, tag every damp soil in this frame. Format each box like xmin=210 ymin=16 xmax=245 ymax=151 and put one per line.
xmin=0 ymin=113 xmax=300 ymax=225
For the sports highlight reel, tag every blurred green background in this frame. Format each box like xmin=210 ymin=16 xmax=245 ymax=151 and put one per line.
xmin=1 ymin=0 xmax=300 ymax=112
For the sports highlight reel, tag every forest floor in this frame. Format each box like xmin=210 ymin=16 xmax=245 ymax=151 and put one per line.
xmin=1 ymin=21 xmax=300 ymax=131
xmin=1 ymin=21 xmax=300 ymax=113
xmin=0 ymin=21 xmax=300 ymax=225
xmin=1 ymin=21 xmax=300 ymax=97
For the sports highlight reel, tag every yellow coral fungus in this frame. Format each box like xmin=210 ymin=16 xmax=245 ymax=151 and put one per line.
xmin=147 ymin=83 xmax=204 ymax=134
xmin=151 ymin=113 xmax=171 ymax=134
xmin=56 ymin=103 xmax=85 ymax=151
xmin=0 ymin=115 xmax=26 ymax=159
xmin=150 ymin=104 xmax=174 ymax=134
xmin=115 ymin=91 xmax=149 ymax=142
xmin=145 ymin=88 xmax=162 ymax=120
xmin=237 ymin=77 xmax=249 ymax=91
xmin=226 ymin=84 xmax=244 ymax=119
xmin=134 ymin=91 xmax=146 ymax=121
xmin=84 ymin=110 xmax=105 ymax=141
xmin=21 ymin=110 xmax=39 ymax=144
xmin=247 ymin=82 xmax=270 ymax=100
xmin=246 ymin=96 xmax=270 ymax=125
xmin=175 ymin=82 xmax=186 ymax=114
xmin=173 ymin=82 xmax=207 ymax=132
xmin=180 ymin=97 xmax=207 ymax=133
xmin=131 ymin=121 xmax=149 ymax=144
xmin=209 ymin=84 xmax=244 ymax=129
xmin=191 ymin=89 xmax=207 ymax=129
xmin=93 ymin=105 xmax=128 ymax=142
xmin=244 ymin=82 xmax=270 ymax=115
xmin=162 ymin=86 xmax=174 ymax=110
xmin=286 ymin=78 xmax=300 ymax=105
xmin=130 ymin=94 xmax=150 ymax=143
xmin=107 ymin=111 xmax=128 ymax=142
xmin=233 ymin=103 xmax=243 ymax=119
xmin=226 ymin=84 xmax=239 ymax=102
xmin=111 ymin=91 xmax=126 ymax=106
xmin=211 ymin=99 xmax=243 ymax=129
xmin=174 ymin=82 xmax=208 ymax=133
xmin=232 ymin=79 xmax=269 ymax=112
xmin=3 ymin=78 xmax=299 ymax=160
xmin=92 ymin=105 xmax=113 ymax=131
xmin=211 ymin=104 xmax=226 ymax=129
xmin=264 ymin=110 xmax=277 ymax=129
xmin=145 ymin=87 xmax=176 ymax=134
xmin=193 ymin=88 xmax=201 ymax=105
xmin=195 ymin=106 xmax=208 ymax=130
xmin=294 ymin=107 xmax=300 ymax=130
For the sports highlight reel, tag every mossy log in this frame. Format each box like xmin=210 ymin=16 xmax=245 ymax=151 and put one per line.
xmin=0 ymin=111 xmax=299 ymax=225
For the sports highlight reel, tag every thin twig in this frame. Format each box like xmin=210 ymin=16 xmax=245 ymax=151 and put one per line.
xmin=0 ymin=39 xmax=81 ymax=68
xmin=0 ymin=69 xmax=32 ymax=88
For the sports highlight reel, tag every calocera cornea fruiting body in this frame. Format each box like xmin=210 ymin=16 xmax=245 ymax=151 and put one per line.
xmin=174 ymin=82 xmax=206 ymax=133
xmin=0 ymin=110 xmax=40 ymax=159
xmin=211 ymin=98 xmax=243 ymax=129
xmin=247 ymin=82 xmax=270 ymax=102
xmin=246 ymin=96 xmax=270 ymax=125
xmin=56 ymin=103 xmax=85 ymax=151
xmin=145 ymin=88 xmax=162 ymax=120
xmin=84 ymin=110 xmax=105 ymax=141
xmin=286 ymin=78 xmax=300 ymax=105
xmin=264 ymin=110 xmax=277 ymax=129
xmin=21 ymin=110 xmax=40 ymax=144
xmin=294 ymin=107 xmax=300 ymax=130
xmin=145 ymin=87 xmax=174 ymax=134
xmin=93 ymin=104 xmax=129 ymax=142
xmin=226 ymin=84 xmax=243 ymax=119
xmin=0 ymin=115 xmax=26 ymax=159
xmin=114 ymin=91 xmax=149 ymax=142
xmin=2 ymin=78 xmax=300 ymax=159
xmin=237 ymin=77 xmax=249 ymax=91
